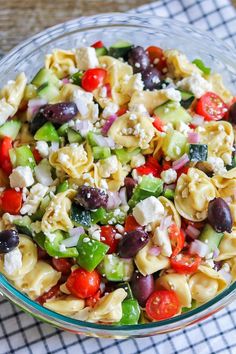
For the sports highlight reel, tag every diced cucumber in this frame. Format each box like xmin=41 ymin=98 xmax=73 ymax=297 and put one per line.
xmin=95 ymin=47 xmax=108 ymax=57
xmin=57 ymin=123 xmax=69 ymax=137
xmin=34 ymin=122 xmax=60 ymax=142
xmin=67 ymin=128 xmax=83 ymax=144
xmin=0 ymin=120 xmax=21 ymax=139
xmin=128 ymin=176 xmax=163 ymax=208
xmin=87 ymin=131 xmax=99 ymax=147
xmin=92 ymin=146 xmax=111 ymax=160
xmin=31 ymin=194 xmax=51 ymax=221
xmin=77 ymin=234 xmax=109 ymax=271
xmin=117 ymin=282 xmax=133 ymax=299
xmin=9 ymin=146 xmax=36 ymax=169
xmin=114 ymin=148 xmax=140 ymax=164
xmin=100 ymin=207 xmax=127 ymax=225
xmin=109 ymin=40 xmax=133 ymax=59
xmin=70 ymin=71 xmax=84 ymax=86
xmin=70 ymin=203 xmax=91 ymax=229
xmin=31 ymin=68 xmax=60 ymax=88
xmin=163 ymin=189 xmax=175 ymax=200
xmin=179 ymin=90 xmax=195 ymax=109
xmin=162 ymin=130 xmax=188 ymax=160
xmin=99 ymin=254 xmax=134 ymax=281
xmin=192 ymin=59 xmax=211 ymax=75
xmin=198 ymin=224 xmax=224 ymax=253
xmin=189 ymin=144 xmax=208 ymax=162
xmin=37 ymin=83 xmax=59 ymax=102
xmin=154 ymin=101 xmax=192 ymax=126
xmin=13 ymin=216 xmax=32 ymax=237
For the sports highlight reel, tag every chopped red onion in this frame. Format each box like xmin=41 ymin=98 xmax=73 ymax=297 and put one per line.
xmin=189 ymin=239 xmax=209 ymax=257
xmin=218 ymin=269 xmax=232 ymax=285
xmin=101 ymin=114 xmax=117 ymax=135
xmin=119 ymin=187 xmax=127 ymax=205
xmin=188 ymin=132 xmax=200 ymax=144
xmin=106 ymin=191 xmax=121 ymax=210
xmin=62 ymin=78 xmax=70 ymax=84
xmin=61 ymin=234 xmax=84 ymax=247
xmin=163 ymin=183 xmax=176 ymax=191
xmin=191 ymin=114 xmax=204 ymax=126
xmin=185 ymin=225 xmax=200 ymax=239
xmin=172 ymin=153 xmax=189 ymax=171
xmin=213 ymin=247 xmax=220 ymax=259
xmin=148 ymin=246 xmax=161 ymax=256
xmin=27 ymin=98 xmax=47 ymax=119
xmin=49 ymin=142 xmax=59 ymax=153
xmin=69 ymin=227 xmax=84 ymax=237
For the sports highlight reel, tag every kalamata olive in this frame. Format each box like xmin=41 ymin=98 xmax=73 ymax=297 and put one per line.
xmin=118 ymin=229 xmax=149 ymax=258
xmin=0 ymin=229 xmax=19 ymax=254
xmin=131 ymin=271 xmax=155 ymax=307
xmin=30 ymin=109 xmax=47 ymax=134
xmin=213 ymin=261 xmax=222 ymax=271
xmin=228 ymin=102 xmax=236 ymax=124
xmin=128 ymin=46 xmax=150 ymax=74
xmin=124 ymin=177 xmax=137 ymax=200
xmin=74 ymin=185 xmax=108 ymax=210
xmin=141 ymin=66 xmax=161 ymax=91
xmin=208 ymin=197 xmax=233 ymax=233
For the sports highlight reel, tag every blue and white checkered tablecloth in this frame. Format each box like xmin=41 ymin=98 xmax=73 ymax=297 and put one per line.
xmin=0 ymin=0 xmax=236 ymax=353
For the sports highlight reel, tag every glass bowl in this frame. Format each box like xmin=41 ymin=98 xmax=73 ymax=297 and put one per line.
xmin=0 ymin=13 xmax=236 ymax=338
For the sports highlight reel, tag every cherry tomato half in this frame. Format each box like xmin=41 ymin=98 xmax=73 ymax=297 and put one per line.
xmin=52 ymin=258 xmax=72 ymax=275
xmin=1 ymin=189 xmax=22 ymax=215
xmin=0 ymin=137 xmax=13 ymax=175
xmin=168 ymin=224 xmax=185 ymax=257
xmin=66 ymin=268 xmax=100 ymax=299
xmin=91 ymin=40 xmax=104 ymax=49
xmin=146 ymin=46 xmax=167 ymax=72
xmin=100 ymin=225 xmax=119 ymax=254
xmin=152 ymin=116 xmax=165 ymax=132
xmin=146 ymin=290 xmax=180 ymax=321
xmin=116 ymin=105 xmax=128 ymax=117
xmin=124 ymin=215 xmax=141 ymax=232
xmin=170 ymin=253 xmax=201 ymax=274
xmin=81 ymin=68 xmax=107 ymax=92
xmin=196 ymin=92 xmax=228 ymax=121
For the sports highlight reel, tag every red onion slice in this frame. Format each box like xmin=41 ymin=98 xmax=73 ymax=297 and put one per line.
xmin=106 ymin=191 xmax=121 ymax=210
xmin=172 ymin=153 xmax=189 ymax=171
xmin=188 ymin=132 xmax=200 ymax=144
xmin=189 ymin=239 xmax=209 ymax=257
xmin=101 ymin=114 xmax=117 ymax=135
xmin=186 ymin=225 xmax=200 ymax=239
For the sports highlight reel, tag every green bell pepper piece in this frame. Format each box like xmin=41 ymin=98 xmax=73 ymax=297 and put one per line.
xmin=77 ymin=234 xmax=109 ymax=271
xmin=34 ymin=232 xmax=46 ymax=250
xmin=71 ymin=203 xmax=92 ymax=229
xmin=163 ymin=189 xmax=175 ymax=200
xmin=34 ymin=122 xmax=60 ymax=142
xmin=56 ymin=180 xmax=69 ymax=194
xmin=92 ymin=146 xmax=111 ymax=160
xmin=192 ymin=59 xmax=211 ymax=75
xmin=70 ymin=71 xmax=84 ymax=86
xmin=128 ymin=176 xmax=163 ymax=208
xmin=99 ymin=254 xmax=134 ymax=281
xmin=44 ymin=231 xmax=78 ymax=258
xmin=182 ymin=300 xmax=197 ymax=313
xmin=114 ymin=147 xmax=140 ymax=164
xmin=9 ymin=145 xmax=36 ymax=169
xmin=91 ymin=207 xmax=107 ymax=224
xmin=117 ymin=298 xmax=140 ymax=325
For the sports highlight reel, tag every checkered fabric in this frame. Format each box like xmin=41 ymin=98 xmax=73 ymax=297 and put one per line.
xmin=0 ymin=0 xmax=236 ymax=353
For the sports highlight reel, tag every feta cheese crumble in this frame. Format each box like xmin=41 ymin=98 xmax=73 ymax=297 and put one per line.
xmin=9 ymin=166 xmax=34 ymax=189
xmin=177 ymin=73 xmax=212 ymax=98
xmin=133 ymin=196 xmax=165 ymax=226
xmin=161 ymin=169 xmax=177 ymax=184
xmin=4 ymin=248 xmax=22 ymax=275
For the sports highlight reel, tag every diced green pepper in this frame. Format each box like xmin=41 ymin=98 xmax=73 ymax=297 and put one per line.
xmin=70 ymin=71 xmax=84 ymax=86
xmin=9 ymin=145 xmax=36 ymax=169
xmin=56 ymin=180 xmax=69 ymax=194
xmin=87 ymin=131 xmax=99 ymax=147
xmin=44 ymin=231 xmax=78 ymax=258
xmin=34 ymin=232 xmax=46 ymax=250
xmin=99 ymin=254 xmax=134 ymax=281
xmin=77 ymin=234 xmax=109 ymax=271
xmin=100 ymin=207 xmax=127 ymax=225
xmin=71 ymin=203 xmax=92 ymax=229
xmin=57 ymin=123 xmax=69 ymax=137
xmin=114 ymin=148 xmax=140 ymax=164
xmin=117 ymin=282 xmax=133 ymax=300
xmin=34 ymin=122 xmax=60 ymax=142
xmin=13 ymin=216 xmax=32 ymax=236
xmin=198 ymin=224 xmax=224 ymax=253
xmin=182 ymin=300 xmax=197 ymax=313
xmin=92 ymin=146 xmax=111 ymax=160
xmin=117 ymin=298 xmax=140 ymax=325
xmin=91 ymin=207 xmax=107 ymax=224
xmin=128 ymin=176 xmax=163 ymax=208
xmin=192 ymin=59 xmax=211 ymax=75
xmin=163 ymin=189 xmax=175 ymax=200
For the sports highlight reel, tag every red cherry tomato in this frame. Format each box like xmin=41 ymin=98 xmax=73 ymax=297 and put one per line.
xmin=196 ymin=92 xmax=228 ymax=121
xmin=124 ymin=215 xmax=141 ymax=232
xmin=52 ymin=258 xmax=72 ymax=275
xmin=162 ymin=161 xmax=172 ymax=171
xmin=91 ymin=41 xmax=104 ymax=49
xmin=36 ymin=284 xmax=60 ymax=305
xmin=168 ymin=224 xmax=185 ymax=257
xmin=100 ymin=225 xmax=119 ymax=254
xmin=85 ymin=290 xmax=101 ymax=307
xmin=1 ymin=189 xmax=22 ymax=215
xmin=0 ymin=137 xmax=13 ymax=175
xmin=104 ymin=83 xmax=112 ymax=98
xmin=146 ymin=290 xmax=180 ymax=321
xmin=170 ymin=253 xmax=201 ymax=274
xmin=136 ymin=156 xmax=161 ymax=177
xmin=81 ymin=68 xmax=107 ymax=92
xmin=176 ymin=166 xmax=189 ymax=178
xmin=146 ymin=46 xmax=167 ymax=72
xmin=66 ymin=268 xmax=100 ymax=299
xmin=32 ymin=148 xmax=42 ymax=164
xmin=152 ymin=116 xmax=165 ymax=132
xmin=116 ymin=105 xmax=128 ymax=116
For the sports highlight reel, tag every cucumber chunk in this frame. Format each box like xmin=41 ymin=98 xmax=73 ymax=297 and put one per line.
xmin=32 ymin=68 xmax=60 ymax=88
xmin=34 ymin=122 xmax=60 ymax=142
xmin=162 ymin=130 xmax=188 ymax=160
xmin=67 ymin=128 xmax=83 ymax=144
xmin=154 ymin=101 xmax=192 ymax=126
xmin=99 ymin=254 xmax=134 ymax=281
xmin=128 ymin=176 xmax=163 ymax=208
xmin=9 ymin=146 xmax=36 ymax=169
xmin=71 ymin=203 xmax=91 ymax=229
xmin=109 ymin=40 xmax=133 ymax=59
xmin=189 ymin=144 xmax=208 ymax=162
xmin=198 ymin=224 xmax=224 ymax=253
xmin=13 ymin=216 xmax=32 ymax=237
xmin=92 ymin=146 xmax=111 ymax=160
xmin=95 ymin=47 xmax=108 ymax=57
xmin=115 ymin=148 xmax=140 ymax=164
xmin=0 ymin=120 xmax=21 ymax=139
xmin=37 ymin=83 xmax=60 ymax=102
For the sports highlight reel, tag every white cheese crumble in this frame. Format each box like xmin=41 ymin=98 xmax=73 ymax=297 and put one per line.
xmin=102 ymin=102 xmax=119 ymax=118
xmin=88 ymin=225 xmax=101 ymax=241
xmin=36 ymin=141 xmax=49 ymax=158
xmin=162 ymin=87 xmax=181 ymax=102
xmin=9 ymin=166 xmax=34 ymax=189
xmin=153 ymin=227 xmax=172 ymax=257
xmin=133 ymin=196 xmax=165 ymax=226
xmin=34 ymin=160 xmax=53 ymax=186
xmin=176 ymin=73 xmax=212 ymax=98
xmin=130 ymin=153 xmax=145 ymax=168
xmin=20 ymin=183 xmax=49 ymax=215
xmin=75 ymin=47 xmax=99 ymax=70
xmin=207 ymin=156 xmax=227 ymax=176
xmin=4 ymin=248 xmax=22 ymax=275
xmin=160 ymin=168 xmax=177 ymax=184
xmin=97 ymin=155 xmax=119 ymax=178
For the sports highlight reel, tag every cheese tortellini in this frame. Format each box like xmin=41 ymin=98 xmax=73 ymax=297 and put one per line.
xmin=129 ymin=90 xmax=168 ymax=115
xmin=49 ymin=143 xmax=93 ymax=179
xmin=217 ymin=229 xmax=236 ymax=261
xmin=44 ymin=295 xmax=85 ymax=315
xmin=108 ymin=112 xmax=155 ymax=149
xmin=174 ymin=168 xmax=216 ymax=221
xmin=45 ymin=49 xmax=77 ymax=79
xmin=208 ymin=73 xmax=233 ymax=104
xmin=164 ymin=49 xmax=202 ymax=79
xmin=212 ymin=168 xmax=236 ymax=198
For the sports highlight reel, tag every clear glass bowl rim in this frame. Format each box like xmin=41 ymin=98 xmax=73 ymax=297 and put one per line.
xmin=0 ymin=12 xmax=236 ymax=333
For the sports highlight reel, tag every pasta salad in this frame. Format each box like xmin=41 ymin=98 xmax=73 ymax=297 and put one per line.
xmin=0 ymin=40 xmax=235 ymax=325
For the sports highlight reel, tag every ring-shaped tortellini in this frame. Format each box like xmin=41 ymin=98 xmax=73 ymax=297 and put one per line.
xmin=135 ymin=240 xmax=170 ymax=276
xmin=41 ymin=189 xmax=76 ymax=233
xmin=45 ymin=49 xmax=77 ymax=79
xmin=0 ymin=235 xmax=37 ymax=280
xmin=14 ymin=261 xmax=61 ymax=299
xmin=95 ymin=160 xmax=130 ymax=192
xmin=49 ymin=143 xmax=93 ymax=179
xmin=129 ymin=90 xmax=169 ymax=115
xmin=228 ymin=257 xmax=236 ymax=281
xmin=97 ymin=56 xmax=133 ymax=107
xmin=143 ymin=131 xmax=165 ymax=159
xmin=156 ymin=273 xmax=192 ymax=308
xmin=212 ymin=168 xmax=236 ymax=198
xmin=197 ymin=121 xmax=234 ymax=165
xmin=189 ymin=265 xmax=227 ymax=303
xmin=174 ymin=168 xmax=216 ymax=221
xmin=88 ymin=288 xmax=127 ymax=323
xmin=44 ymin=295 xmax=85 ymax=315
xmin=208 ymin=73 xmax=233 ymax=104
xmin=0 ymin=72 xmax=27 ymax=125
xmin=108 ymin=112 xmax=155 ymax=149
xmin=216 ymin=229 xmax=236 ymax=261
xmin=150 ymin=196 xmax=181 ymax=233
xmin=164 ymin=49 xmax=202 ymax=79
